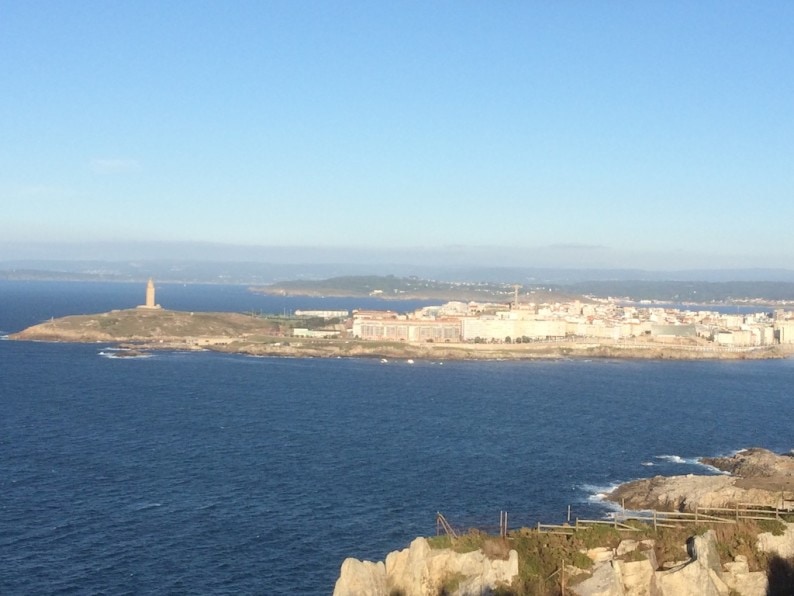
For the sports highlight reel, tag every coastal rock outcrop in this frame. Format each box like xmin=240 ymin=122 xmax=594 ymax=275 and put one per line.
xmin=333 ymin=559 xmax=387 ymax=596
xmin=608 ymin=448 xmax=794 ymax=512
xmin=333 ymin=537 xmax=518 ymax=596
xmin=572 ymin=530 xmax=768 ymax=596
xmin=702 ymin=448 xmax=794 ymax=479
xmin=337 ymin=526 xmax=794 ymax=596
xmin=722 ymin=555 xmax=768 ymax=596
xmin=653 ymin=531 xmax=729 ymax=595
xmin=757 ymin=522 xmax=794 ymax=559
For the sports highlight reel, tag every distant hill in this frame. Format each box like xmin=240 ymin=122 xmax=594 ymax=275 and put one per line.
xmin=567 ymin=280 xmax=794 ymax=303
xmin=260 ymin=275 xmax=794 ymax=304
xmin=4 ymin=261 xmax=794 ymax=303
xmin=255 ymin=275 xmax=566 ymax=302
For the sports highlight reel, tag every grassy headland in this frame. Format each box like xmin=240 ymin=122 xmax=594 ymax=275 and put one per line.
xmin=9 ymin=307 xmax=788 ymax=361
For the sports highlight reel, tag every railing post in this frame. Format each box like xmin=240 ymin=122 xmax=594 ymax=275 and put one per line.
xmin=561 ymin=558 xmax=565 ymax=595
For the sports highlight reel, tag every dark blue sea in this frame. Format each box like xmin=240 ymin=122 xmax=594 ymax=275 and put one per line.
xmin=2 ymin=281 xmax=794 ymax=594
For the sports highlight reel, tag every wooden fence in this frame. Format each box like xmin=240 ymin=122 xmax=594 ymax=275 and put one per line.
xmin=436 ymin=506 xmax=793 ymax=596
xmin=437 ymin=502 xmax=794 ymax=540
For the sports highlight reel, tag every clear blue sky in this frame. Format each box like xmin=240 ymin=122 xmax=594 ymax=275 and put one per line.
xmin=2 ymin=2 xmax=792 ymax=269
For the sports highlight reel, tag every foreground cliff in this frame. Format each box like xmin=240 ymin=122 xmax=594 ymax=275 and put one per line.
xmin=571 ymin=528 xmax=780 ymax=596
xmin=336 ymin=525 xmax=794 ymax=596
xmin=336 ymin=449 xmax=794 ymax=595
xmin=333 ymin=537 xmax=518 ymax=596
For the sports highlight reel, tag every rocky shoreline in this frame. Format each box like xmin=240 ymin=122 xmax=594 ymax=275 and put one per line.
xmin=335 ymin=449 xmax=794 ymax=595
xmin=607 ymin=448 xmax=794 ymax=512
xmin=9 ymin=308 xmax=790 ymax=362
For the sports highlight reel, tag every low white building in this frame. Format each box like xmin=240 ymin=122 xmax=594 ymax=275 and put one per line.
xmin=292 ymin=328 xmax=340 ymax=338
xmin=294 ymin=310 xmax=349 ymax=319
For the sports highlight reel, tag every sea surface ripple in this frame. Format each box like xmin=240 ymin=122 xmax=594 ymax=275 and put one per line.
xmin=2 ymin=281 xmax=794 ymax=594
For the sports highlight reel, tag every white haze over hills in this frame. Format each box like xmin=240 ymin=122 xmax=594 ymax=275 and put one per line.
xmin=2 ymin=240 xmax=794 ymax=285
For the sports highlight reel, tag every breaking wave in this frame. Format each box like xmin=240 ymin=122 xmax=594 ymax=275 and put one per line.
xmin=654 ymin=454 xmax=730 ymax=474
xmin=98 ymin=351 xmax=152 ymax=360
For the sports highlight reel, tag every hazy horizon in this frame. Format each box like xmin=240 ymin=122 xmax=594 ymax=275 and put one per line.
xmin=2 ymin=4 xmax=793 ymax=270
xmin=2 ymin=239 xmax=794 ymax=273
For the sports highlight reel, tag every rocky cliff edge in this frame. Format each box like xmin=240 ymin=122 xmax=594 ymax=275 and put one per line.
xmin=333 ymin=537 xmax=518 ymax=596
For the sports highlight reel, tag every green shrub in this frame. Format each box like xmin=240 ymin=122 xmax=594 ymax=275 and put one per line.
xmin=439 ymin=572 xmax=465 ymax=595
xmin=573 ymin=525 xmax=621 ymax=549
xmin=757 ymin=518 xmax=787 ymax=536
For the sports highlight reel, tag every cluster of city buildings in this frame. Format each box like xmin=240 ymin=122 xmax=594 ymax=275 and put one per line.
xmin=346 ymin=299 xmax=794 ymax=347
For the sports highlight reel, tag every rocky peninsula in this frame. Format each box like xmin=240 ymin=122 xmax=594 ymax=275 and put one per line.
xmin=8 ymin=308 xmax=789 ymax=361
xmin=608 ymin=448 xmax=794 ymax=512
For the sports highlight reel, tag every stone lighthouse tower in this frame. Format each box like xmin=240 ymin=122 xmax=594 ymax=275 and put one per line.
xmin=145 ymin=278 xmax=156 ymax=308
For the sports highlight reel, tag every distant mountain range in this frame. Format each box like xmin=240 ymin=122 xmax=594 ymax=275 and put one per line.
xmin=3 ymin=261 xmax=794 ymax=303
xmin=3 ymin=257 xmax=794 ymax=283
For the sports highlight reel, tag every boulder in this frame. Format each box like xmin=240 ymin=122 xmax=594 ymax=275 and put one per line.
xmin=570 ymin=560 xmax=625 ymax=596
xmin=654 ymin=530 xmax=729 ymax=596
xmin=333 ymin=558 xmax=387 ymax=596
xmin=757 ymin=522 xmax=794 ymax=559
xmin=615 ymin=559 xmax=656 ymax=596
xmin=615 ymin=539 xmax=657 ymax=571
xmin=722 ymin=555 xmax=767 ymax=596
xmin=585 ymin=547 xmax=615 ymax=563
xmin=385 ymin=537 xmax=432 ymax=593
xmin=616 ymin=540 xmax=640 ymax=557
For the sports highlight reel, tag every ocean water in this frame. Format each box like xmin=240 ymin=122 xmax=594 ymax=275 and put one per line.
xmin=2 ymin=281 xmax=794 ymax=594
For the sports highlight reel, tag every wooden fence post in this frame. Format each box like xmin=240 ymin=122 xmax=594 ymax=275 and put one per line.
xmin=561 ymin=558 xmax=565 ymax=595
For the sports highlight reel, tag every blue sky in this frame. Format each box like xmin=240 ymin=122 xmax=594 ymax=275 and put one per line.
xmin=1 ymin=2 xmax=793 ymax=269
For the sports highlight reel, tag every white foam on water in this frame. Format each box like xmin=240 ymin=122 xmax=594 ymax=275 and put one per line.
xmin=655 ymin=453 xmax=731 ymax=474
xmin=655 ymin=454 xmax=687 ymax=464
xmin=581 ymin=482 xmax=667 ymax=518
xmin=98 ymin=351 xmax=153 ymax=360
xmin=697 ymin=459 xmax=732 ymax=475
xmin=581 ymin=482 xmax=624 ymax=510
xmin=132 ymin=502 xmax=162 ymax=511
